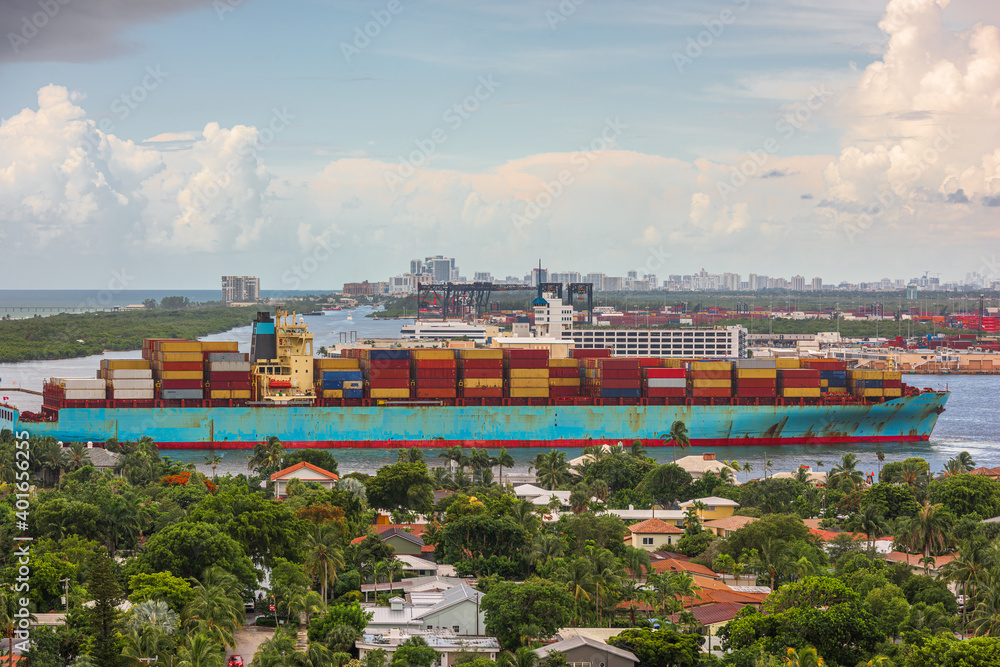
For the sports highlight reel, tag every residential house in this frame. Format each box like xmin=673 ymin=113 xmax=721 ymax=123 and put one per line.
xmin=666 ymin=602 xmax=746 ymax=650
xmin=396 ymin=554 xmax=438 ymax=577
xmin=884 ymin=551 xmax=956 ymax=576
xmin=702 ymin=515 xmax=757 ymax=538
xmin=674 ymin=453 xmax=731 ymax=480
xmin=352 ymin=526 xmax=427 ymax=557
xmin=968 ymin=466 xmax=1000 ymax=481
xmin=625 ymin=518 xmax=683 ymax=551
xmin=358 ymin=630 xmax=499 ymax=667
xmin=535 ymin=635 xmax=638 ymax=667
xmin=649 ymin=558 xmax=719 ymax=579
xmin=269 ymin=461 xmax=339 ymax=499
xmin=411 ymin=584 xmax=487 ymax=636
xmin=679 ymin=497 xmax=739 ymax=521
xmin=513 ymin=484 xmax=572 ymax=511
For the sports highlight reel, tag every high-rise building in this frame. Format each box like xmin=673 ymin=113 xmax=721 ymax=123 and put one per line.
xmin=584 ymin=273 xmax=605 ymax=290
xmin=791 ymin=275 xmax=806 ymax=291
xmin=423 ymin=256 xmax=453 ymax=283
xmin=723 ymin=273 xmax=740 ymax=290
xmin=473 ymin=272 xmax=493 ymax=282
xmin=603 ymin=276 xmax=623 ymax=291
xmin=222 ymin=276 xmax=260 ymax=303
xmin=531 ymin=267 xmax=548 ymax=286
xmin=410 ymin=259 xmax=423 ymax=275
xmin=811 ymin=277 xmax=823 ymax=291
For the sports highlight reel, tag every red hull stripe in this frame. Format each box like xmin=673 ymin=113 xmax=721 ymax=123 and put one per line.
xmin=157 ymin=435 xmax=931 ymax=450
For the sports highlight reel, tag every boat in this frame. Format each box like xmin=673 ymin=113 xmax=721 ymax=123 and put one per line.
xmin=0 ymin=311 xmax=949 ymax=449
xmin=302 ymin=311 xmax=324 ymax=316
xmin=324 ymin=307 xmax=342 ymax=311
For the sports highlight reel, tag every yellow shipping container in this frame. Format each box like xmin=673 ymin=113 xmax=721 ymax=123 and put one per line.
xmin=691 ymin=361 xmax=731 ymax=371
xmin=884 ymin=371 xmax=902 ymax=381
xmin=101 ymin=359 xmax=150 ymax=370
xmin=509 ymin=369 xmax=549 ymax=379
xmin=548 ymin=358 xmax=579 ymax=367
xmin=775 ymin=358 xmax=800 ymax=369
xmin=735 ymin=369 xmax=777 ymax=379
xmin=509 ymin=378 xmax=549 ymax=388
xmin=315 ymin=359 xmax=360 ymax=369
xmin=156 ymin=341 xmax=201 ymax=352
xmin=661 ymin=358 xmax=686 ymax=368
xmin=690 ymin=379 xmax=731 ymax=388
xmin=848 ymin=370 xmax=884 ymax=380
xmin=158 ymin=371 xmax=203 ymax=380
xmin=463 ymin=378 xmax=503 ymax=389
xmin=323 ymin=389 xmax=344 ymax=398
xmin=820 ymin=379 xmax=829 ymax=387
xmin=200 ymin=341 xmax=239 ymax=352
xmin=232 ymin=390 xmax=251 ymax=399
xmin=159 ymin=352 xmax=203 ymax=363
xmin=853 ymin=388 xmax=884 ymax=397
xmin=509 ymin=387 xmax=549 ymax=398
xmin=210 ymin=390 xmax=231 ymax=399
xmin=411 ymin=350 xmax=455 ymax=360
xmin=371 ymin=388 xmax=410 ymax=399
xmin=884 ymin=388 xmax=902 ymax=397
xmin=549 ymin=378 xmax=581 ymax=387
xmin=781 ymin=387 xmax=821 ymax=398
xmin=459 ymin=349 xmax=503 ymax=359
xmin=827 ymin=387 xmax=848 ymax=394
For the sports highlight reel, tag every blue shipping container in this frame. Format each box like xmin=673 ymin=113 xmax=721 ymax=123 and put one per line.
xmin=323 ymin=371 xmax=363 ymax=381
xmin=345 ymin=389 xmax=363 ymax=399
xmin=370 ymin=350 xmax=411 ymax=360
xmin=599 ymin=388 xmax=642 ymax=398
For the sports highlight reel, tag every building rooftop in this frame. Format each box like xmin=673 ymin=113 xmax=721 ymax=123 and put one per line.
xmin=628 ymin=518 xmax=684 ymax=535
xmin=666 ymin=601 xmax=745 ymax=627
xmin=411 ymin=584 xmax=482 ymax=621
xmin=269 ymin=460 xmax=339 ymax=481
xmin=649 ymin=559 xmax=718 ymax=578
xmin=680 ymin=496 xmax=740 ymax=508
xmin=535 ymin=635 xmax=637 ymax=664
xmin=703 ymin=516 xmax=758 ymax=532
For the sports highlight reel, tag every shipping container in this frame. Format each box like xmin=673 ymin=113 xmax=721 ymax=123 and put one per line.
xmin=411 ymin=350 xmax=455 ymax=360
xmin=509 ymin=387 xmax=550 ymax=398
xmin=161 ymin=389 xmax=203 ymax=400
xmin=370 ymin=388 xmax=410 ymax=399
xmin=781 ymin=388 xmax=822 ymax=398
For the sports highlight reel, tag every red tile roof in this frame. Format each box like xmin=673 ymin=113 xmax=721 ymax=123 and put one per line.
xmin=629 ymin=518 xmax=684 ymax=535
xmin=885 ymin=551 xmax=956 ymax=569
xmin=650 ymin=559 xmax=718 ymax=578
xmin=350 ymin=524 xmax=427 ymax=545
xmin=667 ymin=601 xmax=745 ymax=626
xmin=969 ymin=467 xmax=1000 ymax=477
xmin=269 ymin=460 xmax=339 ymax=481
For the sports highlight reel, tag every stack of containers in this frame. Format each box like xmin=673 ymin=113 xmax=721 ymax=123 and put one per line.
xmin=365 ymin=350 xmax=412 ymax=399
xmin=883 ymin=370 xmax=903 ymax=398
xmin=848 ymin=370 xmax=885 ymax=398
xmin=801 ymin=359 xmax=848 ymax=395
xmin=775 ymin=358 xmax=801 ymax=370
xmin=689 ymin=361 xmax=732 ymax=398
xmin=505 ymin=349 xmax=549 ymax=399
xmin=777 ymin=368 xmax=821 ymax=398
xmin=584 ymin=358 xmax=641 ymax=399
xmin=150 ymin=340 xmax=204 ymax=400
xmin=548 ymin=358 xmax=581 ymax=397
xmin=101 ymin=360 xmax=154 ymax=401
xmin=412 ymin=349 xmax=458 ymax=399
xmin=48 ymin=378 xmax=106 ymax=402
xmin=571 ymin=348 xmax=611 ymax=359
xmin=459 ymin=349 xmax=504 ymax=399
xmin=732 ymin=359 xmax=777 ymax=399
xmin=203 ymin=343 xmax=250 ymax=400
xmin=644 ymin=364 xmax=686 ymax=398
xmin=316 ymin=356 xmax=363 ymax=399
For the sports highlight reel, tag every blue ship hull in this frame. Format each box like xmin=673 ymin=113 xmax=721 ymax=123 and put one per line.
xmin=1 ymin=392 xmax=949 ymax=448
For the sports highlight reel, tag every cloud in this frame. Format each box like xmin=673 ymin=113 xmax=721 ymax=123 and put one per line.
xmin=761 ymin=168 xmax=795 ymax=178
xmin=946 ymin=188 xmax=969 ymax=203
xmin=1 ymin=0 xmax=218 ymax=63
xmin=144 ymin=132 xmax=196 ymax=143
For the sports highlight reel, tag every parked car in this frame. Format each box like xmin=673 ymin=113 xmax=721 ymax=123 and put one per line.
xmin=244 ymin=600 xmax=256 ymax=613
xmin=228 ymin=656 xmax=244 ymax=667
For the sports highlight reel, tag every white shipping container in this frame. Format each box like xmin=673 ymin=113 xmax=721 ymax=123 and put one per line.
xmin=110 ymin=390 xmax=155 ymax=400
xmin=109 ymin=379 xmax=155 ymax=390
xmin=108 ymin=369 xmax=153 ymax=379
xmin=647 ymin=378 xmax=687 ymax=389
xmin=56 ymin=378 xmax=106 ymax=390
xmin=64 ymin=389 xmax=106 ymax=400
xmin=209 ymin=361 xmax=251 ymax=372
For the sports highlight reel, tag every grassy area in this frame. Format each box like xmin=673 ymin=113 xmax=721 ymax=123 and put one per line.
xmin=0 ymin=306 xmax=262 ymax=362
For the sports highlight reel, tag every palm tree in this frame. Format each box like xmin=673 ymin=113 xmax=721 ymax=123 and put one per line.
xmin=718 ymin=466 xmax=737 ymax=485
xmin=793 ymin=556 xmax=817 ymax=579
xmin=556 ymin=558 xmax=594 ymax=625
xmin=828 ymin=453 xmax=864 ymax=491
xmin=742 ymin=461 xmax=754 ymax=483
xmin=849 ymin=504 xmax=891 ymax=550
xmin=899 ymin=500 xmax=950 ymax=560
xmin=248 ymin=435 xmax=283 ymax=478
xmin=497 ymin=646 xmax=539 ymax=667
xmin=469 ymin=448 xmax=493 ymax=484
xmin=942 ymin=536 xmax=995 ymax=633
xmin=589 ymin=479 xmax=611 ymax=504
xmin=127 ymin=599 xmax=179 ymax=634
xmin=438 ymin=445 xmax=465 ymax=473
xmin=304 ymin=524 xmax=345 ymax=608
xmin=204 ymin=451 xmax=222 ymax=481
xmin=534 ymin=450 xmax=571 ymax=490
xmin=286 ymin=588 xmax=324 ymax=627
xmin=969 ymin=569 xmax=1000 ymax=637
xmin=784 ymin=647 xmax=824 ymax=667
xmin=875 ymin=446 xmax=885 ymax=479
xmin=957 ymin=451 xmax=975 ymax=472
xmin=530 ymin=532 xmax=565 ymax=566
xmin=942 ymin=458 xmax=964 ymax=477
xmin=64 ymin=441 xmax=92 ymax=472
xmin=662 ymin=420 xmax=690 ymax=463
xmin=397 ymin=447 xmax=424 ymax=463
xmin=630 ymin=440 xmax=647 ymax=458
xmin=337 ymin=477 xmax=367 ymax=503
xmin=175 ymin=632 xmax=226 ymax=667
xmin=748 ymin=539 xmax=791 ymax=590
xmin=183 ymin=568 xmax=244 ymax=651
xmin=495 ymin=447 xmax=515 ymax=488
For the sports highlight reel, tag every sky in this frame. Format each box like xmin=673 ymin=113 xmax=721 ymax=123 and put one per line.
xmin=0 ymin=0 xmax=998 ymax=290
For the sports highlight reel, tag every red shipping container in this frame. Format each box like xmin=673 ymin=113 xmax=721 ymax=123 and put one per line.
xmin=548 ymin=368 xmax=580 ymax=378
xmin=461 ymin=369 xmax=504 ymax=379
xmin=209 ymin=381 xmax=231 ymax=390
xmin=737 ymin=388 xmax=777 ymax=398
xmin=691 ymin=387 xmax=731 ymax=398
xmin=778 ymin=379 xmax=821 ymax=388
xmin=159 ymin=362 xmax=203 ymax=371
xmin=644 ymin=368 xmax=686 ymax=378
xmin=208 ymin=371 xmax=251 ymax=382
xmin=504 ymin=349 xmax=549 ymax=360
xmin=370 ymin=379 xmax=410 ymax=389
xmin=689 ymin=370 xmax=730 ymax=380
xmin=415 ymin=388 xmax=458 ymax=399
xmin=779 ymin=369 xmax=821 ymax=379
xmin=461 ymin=388 xmax=504 ymax=398
xmin=801 ymin=360 xmax=847 ymax=370
xmin=571 ymin=348 xmax=611 ymax=358
xmin=550 ymin=386 xmax=581 ymax=397
xmin=160 ymin=379 xmax=203 ymax=389
xmin=735 ymin=379 xmax=778 ymax=388
xmin=597 ymin=359 xmax=641 ymax=370
xmin=598 ymin=379 xmax=642 ymax=389
xmin=598 ymin=369 xmax=642 ymax=380
xmin=461 ymin=360 xmax=504 ymax=370
xmin=368 ymin=368 xmax=410 ymax=380
xmin=627 ymin=358 xmax=662 ymax=368
xmin=507 ymin=358 xmax=549 ymax=369
xmin=883 ymin=380 xmax=902 ymax=389
xmin=646 ymin=388 xmax=686 ymax=398
xmin=366 ymin=359 xmax=410 ymax=370
xmin=414 ymin=369 xmax=457 ymax=379
xmin=413 ymin=360 xmax=457 ymax=370
xmin=415 ymin=379 xmax=457 ymax=388
xmin=230 ymin=382 xmax=252 ymax=391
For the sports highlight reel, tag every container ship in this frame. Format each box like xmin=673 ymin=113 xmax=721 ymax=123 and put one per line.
xmin=0 ymin=311 xmax=949 ymax=449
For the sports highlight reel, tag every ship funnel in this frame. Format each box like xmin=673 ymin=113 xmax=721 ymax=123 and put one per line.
xmin=251 ymin=311 xmax=277 ymax=362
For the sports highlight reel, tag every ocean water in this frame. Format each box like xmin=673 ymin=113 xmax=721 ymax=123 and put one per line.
xmin=0 ymin=306 xmax=995 ymax=478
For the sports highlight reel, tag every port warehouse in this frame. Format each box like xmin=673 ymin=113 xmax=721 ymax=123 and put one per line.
xmin=561 ymin=326 xmax=745 ymax=358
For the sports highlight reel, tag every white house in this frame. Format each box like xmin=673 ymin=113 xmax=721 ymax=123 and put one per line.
xmin=270 ymin=461 xmax=339 ymax=499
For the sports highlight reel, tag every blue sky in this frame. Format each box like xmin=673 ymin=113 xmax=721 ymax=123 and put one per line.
xmin=1 ymin=0 xmax=998 ymax=289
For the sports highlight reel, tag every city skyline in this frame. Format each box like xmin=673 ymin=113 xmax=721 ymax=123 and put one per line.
xmin=1 ymin=0 xmax=998 ymax=288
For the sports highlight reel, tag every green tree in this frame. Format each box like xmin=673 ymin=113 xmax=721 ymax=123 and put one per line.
xmin=897 ymin=501 xmax=950 ymax=558
xmin=828 ymin=453 xmax=865 ymax=492
xmin=133 ymin=521 xmax=258 ymax=591
xmin=304 ymin=523 xmax=346 ymax=607
xmin=86 ymin=551 xmax=125 ymax=667
xmin=128 ymin=572 xmax=195 ymax=614
xmin=307 ymin=601 xmax=373 ymax=643
xmin=866 ymin=584 xmax=910 ymax=639
xmin=365 ymin=461 xmax=435 ymax=512
xmin=495 ymin=448 xmax=515 ymax=488
xmin=282 ymin=448 xmax=341 ymax=475
xmin=248 ymin=435 xmax=285 ymax=479
xmin=607 ymin=626 xmax=702 ymax=667
xmin=899 ymin=636 xmax=1000 ymax=667
xmin=183 ymin=567 xmax=245 ymax=651
xmin=638 ymin=464 xmax=692 ymax=508
xmin=533 ymin=450 xmax=573 ymax=491
xmin=391 ymin=636 xmax=441 ymax=667
xmin=861 ymin=483 xmax=920 ymax=521
xmin=662 ymin=420 xmax=690 ymax=463
xmin=928 ymin=474 xmax=1000 ymax=519
xmin=481 ymin=579 xmax=573 ymax=649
